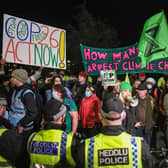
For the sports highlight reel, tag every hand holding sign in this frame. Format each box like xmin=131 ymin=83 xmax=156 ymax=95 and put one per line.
xmin=100 ymin=70 xmax=117 ymax=86
xmin=3 ymin=14 xmax=66 ymax=69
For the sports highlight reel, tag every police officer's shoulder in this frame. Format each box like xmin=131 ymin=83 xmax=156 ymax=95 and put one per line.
xmin=70 ymin=132 xmax=85 ymax=146
xmin=72 ymin=132 xmax=83 ymax=141
xmin=0 ymin=129 xmax=24 ymax=164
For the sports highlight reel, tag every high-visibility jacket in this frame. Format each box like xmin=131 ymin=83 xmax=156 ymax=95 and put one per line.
xmin=0 ymin=129 xmax=15 ymax=168
xmin=84 ymin=132 xmax=143 ymax=168
xmin=9 ymin=89 xmax=35 ymax=127
xmin=27 ymin=129 xmax=75 ymax=167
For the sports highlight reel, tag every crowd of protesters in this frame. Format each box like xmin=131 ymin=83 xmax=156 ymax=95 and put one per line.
xmin=0 ymin=58 xmax=168 ymax=167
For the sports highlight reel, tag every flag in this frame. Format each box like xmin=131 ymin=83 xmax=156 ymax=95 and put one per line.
xmin=125 ymin=73 xmax=130 ymax=84
xmin=138 ymin=11 xmax=168 ymax=68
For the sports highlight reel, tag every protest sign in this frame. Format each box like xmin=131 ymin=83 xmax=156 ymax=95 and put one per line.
xmin=100 ymin=70 xmax=117 ymax=86
xmin=138 ymin=11 xmax=168 ymax=68
xmin=80 ymin=43 xmax=168 ymax=76
xmin=2 ymin=14 xmax=66 ymax=69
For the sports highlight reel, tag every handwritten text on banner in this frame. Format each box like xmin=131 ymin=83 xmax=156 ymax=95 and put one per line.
xmin=3 ymin=14 xmax=66 ymax=69
xmin=80 ymin=43 xmax=168 ymax=75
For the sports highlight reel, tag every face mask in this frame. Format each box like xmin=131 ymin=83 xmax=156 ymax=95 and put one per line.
xmin=52 ymin=92 xmax=58 ymax=99
xmin=146 ymin=84 xmax=152 ymax=90
xmin=85 ymin=90 xmax=91 ymax=97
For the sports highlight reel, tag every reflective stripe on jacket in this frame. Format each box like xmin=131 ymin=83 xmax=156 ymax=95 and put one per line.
xmin=84 ymin=132 xmax=142 ymax=168
xmin=9 ymin=89 xmax=35 ymax=127
xmin=0 ymin=129 xmax=15 ymax=168
xmin=27 ymin=129 xmax=75 ymax=167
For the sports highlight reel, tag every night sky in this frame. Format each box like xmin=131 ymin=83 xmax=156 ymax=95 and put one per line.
xmin=0 ymin=0 xmax=167 ymax=52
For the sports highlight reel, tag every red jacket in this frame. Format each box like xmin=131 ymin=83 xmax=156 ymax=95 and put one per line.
xmin=79 ymin=94 xmax=101 ymax=128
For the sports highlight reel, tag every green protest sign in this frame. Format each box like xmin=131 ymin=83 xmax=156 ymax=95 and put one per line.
xmin=80 ymin=43 xmax=168 ymax=76
xmin=138 ymin=11 xmax=168 ymax=68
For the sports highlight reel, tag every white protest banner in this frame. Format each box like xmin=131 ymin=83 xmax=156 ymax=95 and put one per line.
xmin=2 ymin=14 xmax=66 ymax=69
xmin=100 ymin=70 xmax=117 ymax=86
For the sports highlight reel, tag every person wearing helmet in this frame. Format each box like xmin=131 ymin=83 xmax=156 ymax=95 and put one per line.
xmin=75 ymin=96 xmax=152 ymax=168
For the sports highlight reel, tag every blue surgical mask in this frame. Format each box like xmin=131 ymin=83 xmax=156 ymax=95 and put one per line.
xmin=85 ymin=90 xmax=91 ymax=97
xmin=146 ymin=84 xmax=152 ymax=90
xmin=52 ymin=92 xmax=58 ymax=99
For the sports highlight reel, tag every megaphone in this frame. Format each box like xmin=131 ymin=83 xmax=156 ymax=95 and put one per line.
xmin=125 ymin=95 xmax=139 ymax=107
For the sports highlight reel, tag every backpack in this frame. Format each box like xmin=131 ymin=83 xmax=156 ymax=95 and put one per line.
xmin=21 ymin=87 xmax=43 ymax=131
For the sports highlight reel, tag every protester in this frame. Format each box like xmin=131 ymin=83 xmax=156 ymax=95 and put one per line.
xmin=163 ymin=78 xmax=168 ymax=147
xmin=27 ymin=99 xmax=80 ymax=168
xmin=72 ymin=71 xmax=88 ymax=109
xmin=163 ymin=78 xmax=168 ymax=116
xmin=138 ymin=73 xmax=146 ymax=82
xmin=95 ymin=76 xmax=103 ymax=100
xmin=52 ymin=74 xmax=72 ymax=98
xmin=26 ymin=66 xmax=44 ymax=88
xmin=8 ymin=69 xmax=39 ymax=135
xmin=119 ymin=81 xmax=136 ymax=135
xmin=8 ymin=69 xmax=40 ymax=168
xmin=146 ymin=77 xmax=156 ymax=97
xmin=102 ymin=79 xmax=121 ymax=100
xmin=42 ymin=73 xmax=72 ymax=104
xmin=135 ymin=82 xmax=156 ymax=146
xmin=79 ymin=84 xmax=101 ymax=138
xmin=132 ymin=79 xmax=141 ymax=96
xmin=52 ymin=84 xmax=78 ymax=133
xmin=39 ymin=71 xmax=56 ymax=104
xmin=76 ymin=96 xmax=152 ymax=168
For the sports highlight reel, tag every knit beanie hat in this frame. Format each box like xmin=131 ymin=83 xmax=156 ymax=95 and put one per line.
xmin=119 ymin=81 xmax=132 ymax=93
xmin=11 ymin=69 xmax=28 ymax=83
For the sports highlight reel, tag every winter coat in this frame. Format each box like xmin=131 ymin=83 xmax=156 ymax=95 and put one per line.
xmin=79 ymin=94 xmax=101 ymax=128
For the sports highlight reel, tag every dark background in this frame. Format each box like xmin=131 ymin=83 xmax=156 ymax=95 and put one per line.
xmin=0 ymin=0 xmax=167 ymax=70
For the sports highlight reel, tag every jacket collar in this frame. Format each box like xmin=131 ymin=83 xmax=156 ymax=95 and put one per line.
xmin=100 ymin=125 xmax=125 ymax=135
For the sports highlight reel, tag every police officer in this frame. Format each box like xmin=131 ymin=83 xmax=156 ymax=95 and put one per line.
xmin=9 ymin=68 xmax=39 ymax=135
xmin=0 ymin=94 xmax=16 ymax=167
xmin=76 ymin=96 xmax=152 ymax=168
xmin=0 ymin=129 xmax=15 ymax=168
xmin=27 ymin=99 xmax=80 ymax=168
xmin=0 ymin=124 xmax=23 ymax=168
